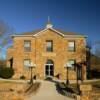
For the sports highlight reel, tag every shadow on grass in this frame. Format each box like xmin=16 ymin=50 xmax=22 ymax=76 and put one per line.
xmin=55 ymin=82 xmax=76 ymax=98
xmin=25 ymin=82 xmax=41 ymax=95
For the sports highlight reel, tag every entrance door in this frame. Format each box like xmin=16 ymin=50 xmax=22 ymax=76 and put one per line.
xmin=45 ymin=60 xmax=54 ymax=77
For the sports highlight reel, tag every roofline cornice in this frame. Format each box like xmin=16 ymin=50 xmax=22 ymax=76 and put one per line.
xmin=64 ymin=35 xmax=87 ymax=38
xmin=10 ymin=35 xmax=33 ymax=38
xmin=10 ymin=34 xmax=87 ymax=38
xmin=10 ymin=27 xmax=87 ymax=38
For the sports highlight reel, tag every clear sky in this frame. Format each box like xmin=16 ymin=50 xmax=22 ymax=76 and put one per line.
xmin=0 ymin=0 xmax=100 ymax=59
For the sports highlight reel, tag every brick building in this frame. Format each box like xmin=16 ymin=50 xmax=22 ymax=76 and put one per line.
xmin=7 ymin=21 xmax=87 ymax=80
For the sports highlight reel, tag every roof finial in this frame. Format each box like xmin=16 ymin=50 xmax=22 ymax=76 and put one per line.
xmin=48 ymin=16 xmax=50 ymax=22
xmin=46 ymin=16 xmax=53 ymax=28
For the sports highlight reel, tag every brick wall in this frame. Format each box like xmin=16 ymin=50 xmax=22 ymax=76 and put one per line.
xmin=7 ymin=29 xmax=86 ymax=80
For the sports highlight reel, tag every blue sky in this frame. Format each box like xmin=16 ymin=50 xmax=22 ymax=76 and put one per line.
xmin=0 ymin=0 xmax=100 ymax=59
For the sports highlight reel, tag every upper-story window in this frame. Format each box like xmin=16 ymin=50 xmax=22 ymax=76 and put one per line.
xmin=24 ymin=40 xmax=31 ymax=52
xmin=46 ymin=40 xmax=53 ymax=52
xmin=68 ymin=41 xmax=75 ymax=52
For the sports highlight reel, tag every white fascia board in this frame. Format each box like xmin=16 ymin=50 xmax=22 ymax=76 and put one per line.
xmin=10 ymin=35 xmax=33 ymax=38
xmin=33 ymin=27 xmax=65 ymax=37
xmin=64 ymin=35 xmax=87 ymax=38
xmin=33 ymin=28 xmax=48 ymax=36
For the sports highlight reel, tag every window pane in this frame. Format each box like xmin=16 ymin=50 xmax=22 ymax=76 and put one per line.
xmin=24 ymin=59 xmax=30 ymax=69
xmin=69 ymin=60 xmax=75 ymax=65
xmin=50 ymin=70 xmax=54 ymax=76
xmin=46 ymin=60 xmax=53 ymax=64
xmin=69 ymin=42 xmax=74 ymax=47
xmin=50 ymin=65 xmax=53 ymax=70
xmin=46 ymin=65 xmax=49 ymax=70
xmin=46 ymin=40 xmax=53 ymax=52
xmin=68 ymin=60 xmax=75 ymax=70
xmin=68 ymin=41 xmax=75 ymax=51
xmin=25 ymin=43 xmax=30 ymax=47
xmin=47 ymin=42 xmax=52 ymax=47
xmin=24 ymin=40 xmax=31 ymax=52
xmin=46 ymin=71 xmax=49 ymax=75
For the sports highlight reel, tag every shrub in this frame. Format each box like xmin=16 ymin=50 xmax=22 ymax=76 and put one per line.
xmin=20 ymin=75 xmax=26 ymax=80
xmin=0 ymin=67 xmax=14 ymax=79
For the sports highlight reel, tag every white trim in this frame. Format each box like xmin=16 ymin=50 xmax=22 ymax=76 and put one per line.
xmin=11 ymin=34 xmax=87 ymax=38
xmin=50 ymin=28 xmax=65 ymax=36
xmin=34 ymin=28 xmax=48 ymax=36
xmin=33 ymin=28 xmax=65 ymax=37
xmin=10 ymin=35 xmax=33 ymax=38
xmin=64 ymin=35 xmax=87 ymax=38
xmin=10 ymin=28 xmax=87 ymax=38
xmin=45 ymin=64 xmax=54 ymax=65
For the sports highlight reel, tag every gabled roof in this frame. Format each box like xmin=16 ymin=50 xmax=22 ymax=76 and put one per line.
xmin=15 ymin=29 xmax=42 ymax=35
xmin=11 ymin=27 xmax=87 ymax=38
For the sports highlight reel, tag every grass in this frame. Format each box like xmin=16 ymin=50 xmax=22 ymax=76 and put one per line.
xmin=0 ymin=80 xmax=41 ymax=100
xmin=70 ymin=80 xmax=100 ymax=94
xmin=56 ymin=82 xmax=76 ymax=98
xmin=56 ymin=80 xmax=100 ymax=96
xmin=70 ymin=80 xmax=100 ymax=88
xmin=25 ymin=82 xmax=41 ymax=95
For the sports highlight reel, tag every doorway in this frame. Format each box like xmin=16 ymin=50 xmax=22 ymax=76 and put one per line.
xmin=45 ymin=60 xmax=54 ymax=77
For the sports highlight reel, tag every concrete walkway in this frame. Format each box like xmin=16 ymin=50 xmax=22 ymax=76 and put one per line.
xmin=27 ymin=81 xmax=74 ymax=100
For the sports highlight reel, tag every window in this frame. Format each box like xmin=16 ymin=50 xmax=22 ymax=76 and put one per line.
xmin=24 ymin=59 xmax=31 ymax=69
xmin=68 ymin=41 xmax=75 ymax=52
xmin=46 ymin=40 xmax=53 ymax=52
xmin=68 ymin=59 xmax=75 ymax=70
xmin=24 ymin=40 xmax=31 ymax=52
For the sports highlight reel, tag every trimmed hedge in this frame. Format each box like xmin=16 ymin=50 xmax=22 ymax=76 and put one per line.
xmin=0 ymin=67 xmax=14 ymax=79
xmin=20 ymin=75 xmax=26 ymax=80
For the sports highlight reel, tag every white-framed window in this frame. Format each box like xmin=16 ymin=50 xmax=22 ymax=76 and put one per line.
xmin=68 ymin=59 xmax=75 ymax=70
xmin=24 ymin=59 xmax=31 ymax=69
xmin=68 ymin=41 xmax=75 ymax=52
xmin=24 ymin=40 xmax=31 ymax=52
xmin=46 ymin=40 xmax=53 ymax=52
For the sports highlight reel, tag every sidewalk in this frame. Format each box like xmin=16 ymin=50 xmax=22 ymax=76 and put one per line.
xmin=26 ymin=81 xmax=74 ymax=100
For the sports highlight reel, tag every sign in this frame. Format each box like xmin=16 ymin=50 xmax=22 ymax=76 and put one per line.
xmin=80 ymin=84 xmax=92 ymax=91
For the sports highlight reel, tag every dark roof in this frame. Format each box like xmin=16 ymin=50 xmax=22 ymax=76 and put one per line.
xmin=21 ymin=29 xmax=43 ymax=35
xmin=56 ymin=29 xmax=79 ymax=35
xmin=18 ymin=28 xmax=79 ymax=36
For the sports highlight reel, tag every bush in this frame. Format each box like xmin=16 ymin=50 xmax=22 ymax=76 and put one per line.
xmin=20 ymin=75 xmax=26 ymax=80
xmin=0 ymin=67 xmax=14 ymax=79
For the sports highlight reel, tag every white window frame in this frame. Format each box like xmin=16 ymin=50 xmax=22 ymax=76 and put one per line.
xmin=68 ymin=41 xmax=75 ymax=52
xmin=46 ymin=40 xmax=53 ymax=52
xmin=24 ymin=40 xmax=31 ymax=52
xmin=68 ymin=59 xmax=75 ymax=70
xmin=24 ymin=59 xmax=31 ymax=69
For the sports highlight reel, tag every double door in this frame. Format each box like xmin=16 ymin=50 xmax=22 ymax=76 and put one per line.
xmin=45 ymin=64 xmax=54 ymax=77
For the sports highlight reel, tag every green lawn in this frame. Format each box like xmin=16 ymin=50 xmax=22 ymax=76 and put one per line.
xmin=70 ymin=80 xmax=100 ymax=92
xmin=57 ymin=80 xmax=100 ymax=95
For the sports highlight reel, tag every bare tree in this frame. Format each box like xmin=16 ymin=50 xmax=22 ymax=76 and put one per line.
xmin=93 ymin=41 xmax=100 ymax=57
xmin=0 ymin=20 xmax=15 ymax=59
